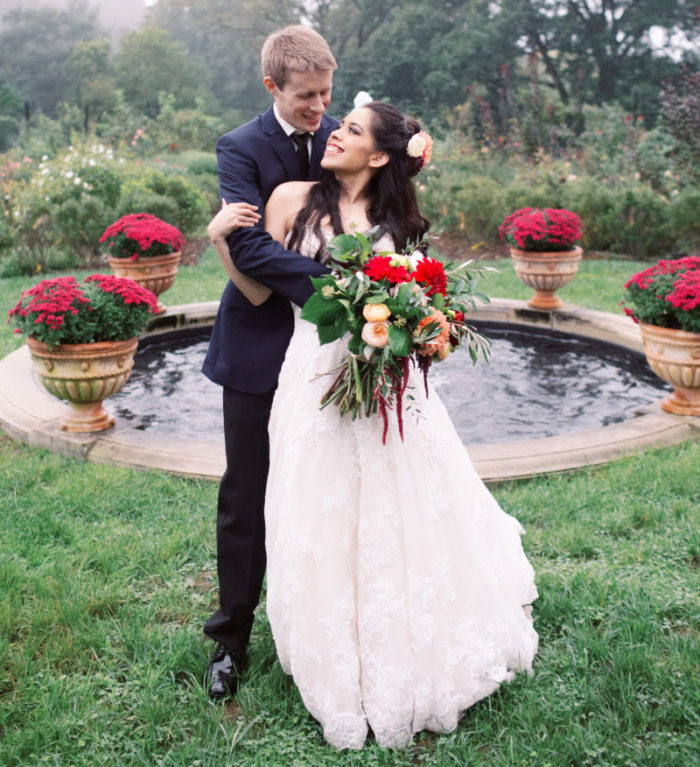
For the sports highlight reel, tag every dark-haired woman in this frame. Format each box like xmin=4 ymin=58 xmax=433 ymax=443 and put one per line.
xmin=207 ymin=102 xmax=538 ymax=750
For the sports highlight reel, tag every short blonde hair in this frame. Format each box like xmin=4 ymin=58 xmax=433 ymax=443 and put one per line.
xmin=261 ymin=25 xmax=337 ymax=88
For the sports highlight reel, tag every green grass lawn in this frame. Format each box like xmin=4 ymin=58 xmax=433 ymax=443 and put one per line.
xmin=1 ymin=438 xmax=697 ymax=766
xmin=1 ymin=251 xmax=698 ymax=765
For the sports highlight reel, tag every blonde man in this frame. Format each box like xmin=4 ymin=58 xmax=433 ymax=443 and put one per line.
xmin=202 ymin=26 xmax=338 ymax=700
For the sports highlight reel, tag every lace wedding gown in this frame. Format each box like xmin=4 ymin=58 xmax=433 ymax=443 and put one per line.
xmin=265 ymin=230 xmax=538 ymax=749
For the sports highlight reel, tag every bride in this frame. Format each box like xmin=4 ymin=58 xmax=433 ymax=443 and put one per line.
xmin=207 ymin=101 xmax=538 ymax=750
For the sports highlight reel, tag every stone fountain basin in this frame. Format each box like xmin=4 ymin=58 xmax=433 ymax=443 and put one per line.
xmin=0 ymin=298 xmax=697 ymax=485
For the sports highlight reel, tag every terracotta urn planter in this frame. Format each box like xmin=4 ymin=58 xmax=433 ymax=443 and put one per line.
xmin=510 ymin=246 xmax=583 ymax=310
xmin=638 ymin=323 xmax=700 ymax=416
xmin=27 ymin=336 xmax=138 ymax=432
xmin=108 ymin=251 xmax=181 ymax=313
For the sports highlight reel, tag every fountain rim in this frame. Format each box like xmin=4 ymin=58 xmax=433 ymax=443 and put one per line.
xmin=0 ymin=297 xmax=696 ymax=485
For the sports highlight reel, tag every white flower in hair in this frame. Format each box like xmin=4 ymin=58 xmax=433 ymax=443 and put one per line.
xmin=353 ymin=91 xmax=373 ymax=108
xmin=406 ymin=131 xmax=433 ymax=170
xmin=406 ymin=133 xmax=427 ymax=158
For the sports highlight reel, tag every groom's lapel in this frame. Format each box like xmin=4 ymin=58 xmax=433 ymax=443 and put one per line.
xmin=261 ymin=105 xmax=299 ymax=180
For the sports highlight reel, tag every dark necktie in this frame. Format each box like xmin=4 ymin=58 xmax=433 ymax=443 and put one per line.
xmin=290 ymin=132 xmax=310 ymax=179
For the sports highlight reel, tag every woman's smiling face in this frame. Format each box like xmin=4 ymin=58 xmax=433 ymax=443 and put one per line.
xmin=321 ymin=107 xmax=387 ymax=173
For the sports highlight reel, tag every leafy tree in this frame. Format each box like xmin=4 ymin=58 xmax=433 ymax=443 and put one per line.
xmin=496 ymin=0 xmax=699 ymax=122
xmin=0 ymin=0 xmax=103 ymax=116
xmin=0 ymin=74 xmax=22 ymax=116
xmin=115 ymin=26 xmax=215 ymax=117
xmin=67 ymin=38 xmax=117 ymax=121
xmin=661 ymin=67 xmax=700 ymax=179
xmin=0 ymin=75 xmax=22 ymax=150
xmin=144 ymin=0 xmax=300 ymax=118
xmin=325 ymin=0 xmax=524 ymax=118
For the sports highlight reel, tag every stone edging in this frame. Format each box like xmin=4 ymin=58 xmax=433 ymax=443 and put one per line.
xmin=0 ymin=299 xmax=696 ymax=485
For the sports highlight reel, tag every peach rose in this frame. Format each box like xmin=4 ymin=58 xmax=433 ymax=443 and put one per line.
xmin=361 ymin=321 xmax=390 ymax=348
xmin=362 ymin=302 xmax=391 ymax=322
xmin=415 ymin=308 xmax=451 ymax=357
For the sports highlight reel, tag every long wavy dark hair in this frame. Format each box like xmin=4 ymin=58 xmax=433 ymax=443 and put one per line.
xmin=287 ymin=101 xmax=430 ymax=262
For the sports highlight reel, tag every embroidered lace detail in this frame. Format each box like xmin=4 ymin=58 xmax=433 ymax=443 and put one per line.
xmin=266 ymin=229 xmax=538 ymax=750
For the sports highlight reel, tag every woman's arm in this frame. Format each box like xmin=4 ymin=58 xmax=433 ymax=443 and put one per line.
xmin=207 ymin=201 xmax=272 ymax=306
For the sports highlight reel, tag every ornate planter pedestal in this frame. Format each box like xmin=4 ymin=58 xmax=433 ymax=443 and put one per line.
xmin=26 ymin=337 xmax=138 ymax=432
xmin=510 ymin=246 xmax=583 ymax=310
xmin=639 ymin=323 xmax=700 ymax=416
xmin=108 ymin=251 xmax=181 ymax=313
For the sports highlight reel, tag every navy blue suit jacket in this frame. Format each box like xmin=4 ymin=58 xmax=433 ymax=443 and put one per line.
xmin=202 ymin=105 xmax=339 ymax=394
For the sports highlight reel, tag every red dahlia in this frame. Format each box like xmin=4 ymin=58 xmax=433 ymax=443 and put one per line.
xmin=363 ymin=256 xmax=411 ymax=284
xmin=413 ymin=257 xmax=448 ymax=296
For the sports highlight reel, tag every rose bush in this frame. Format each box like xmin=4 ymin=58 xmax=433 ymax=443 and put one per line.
xmin=622 ymin=256 xmax=700 ymax=333
xmin=8 ymin=274 xmax=158 ymax=349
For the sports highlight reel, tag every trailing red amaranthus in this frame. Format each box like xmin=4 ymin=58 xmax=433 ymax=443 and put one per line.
xmin=8 ymin=274 xmax=158 ymax=349
xmin=100 ymin=213 xmax=184 ymax=260
xmin=622 ymin=256 xmax=700 ymax=333
xmin=499 ymin=207 xmax=582 ymax=252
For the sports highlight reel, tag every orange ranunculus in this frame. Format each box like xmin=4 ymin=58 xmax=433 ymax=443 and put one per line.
xmin=362 ymin=302 xmax=391 ymax=322
xmin=415 ymin=308 xmax=451 ymax=357
xmin=361 ymin=321 xmax=390 ymax=348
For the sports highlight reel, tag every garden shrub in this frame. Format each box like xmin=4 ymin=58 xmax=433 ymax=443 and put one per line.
xmin=612 ymin=186 xmax=675 ymax=259
xmin=1 ymin=140 xmax=212 ymax=275
xmin=670 ymin=188 xmax=700 ymax=252
xmin=451 ymin=176 xmax=503 ymax=243
xmin=116 ymin=167 xmax=209 ymax=232
xmin=181 ymin=151 xmax=217 ymax=177
xmin=116 ymin=182 xmax=182 ymax=232
xmin=0 ymin=208 xmax=13 ymax=251
xmin=0 ymin=243 xmax=76 ymax=278
xmin=0 ymin=116 xmax=19 ymax=152
xmin=53 ymin=196 xmax=110 ymax=252
xmin=500 ymin=182 xmax=558 ymax=219
xmin=163 ymin=106 xmax=223 ymax=152
xmin=561 ymin=177 xmax=624 ymax=253
xmin=561 ymin=177 xmax=675 ymax=257
xmin=631 ymin=127 xmax=677 ymax=191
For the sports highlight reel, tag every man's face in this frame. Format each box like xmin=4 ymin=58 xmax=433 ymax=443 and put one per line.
xmin=264 ymin=69 xmax=333 ymax=133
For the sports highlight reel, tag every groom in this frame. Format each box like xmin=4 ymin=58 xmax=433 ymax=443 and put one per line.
xmin=201 ymin=25 xmax=339 ymax=699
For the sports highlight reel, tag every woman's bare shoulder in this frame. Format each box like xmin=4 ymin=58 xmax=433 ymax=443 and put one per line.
xmin=268 ymin=181 xmax=316 ymax=205
xmin=265 ymin=182 xmax=317 ymax=241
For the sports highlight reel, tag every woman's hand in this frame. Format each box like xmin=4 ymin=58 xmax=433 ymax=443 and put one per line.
xmin=207 ymin=199 xmax=271 ymax=306
xmin=207 ymin=199 xmax=261 ymax=242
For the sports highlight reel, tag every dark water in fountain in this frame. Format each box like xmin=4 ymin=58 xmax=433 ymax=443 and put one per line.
xmin=110 ymin=323 xmax=670 ymax=446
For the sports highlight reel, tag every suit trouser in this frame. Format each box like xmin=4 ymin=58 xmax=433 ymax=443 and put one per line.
xmin=203 ymin=386 xmax=275 ymax=653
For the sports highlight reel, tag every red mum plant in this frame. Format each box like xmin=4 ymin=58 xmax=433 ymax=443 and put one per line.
xmin=100 ymin=213 xmax=184 ymax=260
xmin=499 ymin=207 xmax=582 ymax=252
xmin=8 ymin=274 xmax=158 ymax=349
xmin=622 ymin=256 xmax=700 ymax=333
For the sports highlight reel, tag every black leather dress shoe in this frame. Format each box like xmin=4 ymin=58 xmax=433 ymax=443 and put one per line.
xmin=206 ymin=644 xmax=247 ymax=700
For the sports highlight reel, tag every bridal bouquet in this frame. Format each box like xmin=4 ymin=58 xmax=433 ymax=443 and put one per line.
xmin=301 ymin=231 xmax=491 ymax=441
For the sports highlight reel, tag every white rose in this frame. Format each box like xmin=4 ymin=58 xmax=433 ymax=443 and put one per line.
xmin=407 ymin=134 xmax=426 ymax=159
